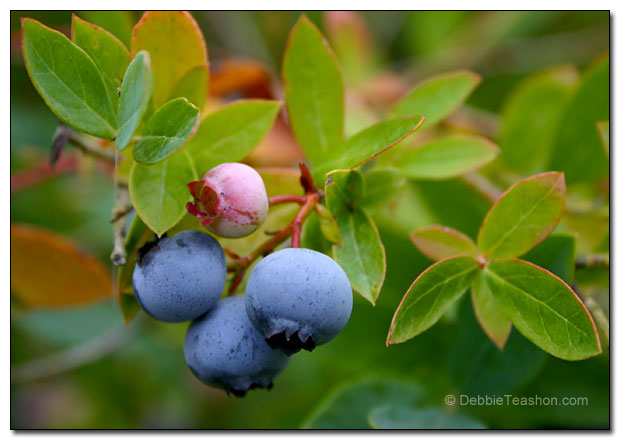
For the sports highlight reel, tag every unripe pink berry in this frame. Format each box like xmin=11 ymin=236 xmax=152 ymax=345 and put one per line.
xmin=186 ymin=163 xmax=269 ymax=238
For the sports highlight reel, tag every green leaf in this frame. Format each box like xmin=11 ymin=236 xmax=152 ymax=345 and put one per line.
xmin=283 ymin=15 xmax=344 ymax=165
xmin=522 ymin=233 xmax=576 ymax=284
xmin=471 ymin=271 xmax=512 ymax=349
xmin=131 ymin=11 xmax=208 ymax=107
xmin=167 ymin=64 xmax=208 ymax=111
xmin=369 ymin=405 xmax=486 ymax=429
xmin=334 ymin=209 xmax=385 ymax=305
xmin=21 ymin=18 xmax=116 ymax=139
xmin=410 ymin=225 xmax=478 ymax=261
xmin=547 ymin=56 xmax=610 ymax=184
xmin=399 ymin=135 xmax=499 ymax=180
xmin=314 ymin=116 xmax=425 ymax=180
xmin=597 ymin=121 xmax=609 ymax=156
xmin=119 ymin=293 xmax=141 ymax=324
xmin=387 ymin=256 xmax=479 ymax=344
xmin=391 ymin=70 xmax=481 ymax=127
xmin=325 ymin=169 xmax=364 ymax=213
xmin=314 ymin=204 xmax=342 ymax=244
xmin=132 ymin=97 xmax=199 ymax=164
xmin=358 ymin=167 xmax=406 ymax=210
xmin=477 ymin=172 xmax=566 ymax=259
xmin=483 ymin=258 xmax=601 ymax=361
xmin=302 ymin=378 xmax=427 ymax=429
xmin=129 ymin=150 xmax=198 ymax=236
xmin=499 ymin=66 xmax=576 ymax=173
xmin=326 ymin=170 xmax=385 ymax=304
xmin=71 ymin=14 xmax=130 ymax=108
xmin=115 ymin=51 xmax=153 ymax=150
xmin=185 ymin=100 xmax=281 ymax=175
xmin=300 ymin=211 xmax=333 ymax=256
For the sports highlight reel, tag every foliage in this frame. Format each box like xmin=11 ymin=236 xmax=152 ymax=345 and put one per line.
xmin=11 ymin=10 xmax=609 ymax=429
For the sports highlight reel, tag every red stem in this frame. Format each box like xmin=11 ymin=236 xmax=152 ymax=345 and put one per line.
xmin=299 ymin=162 xmax=317 ymax=194
xmin=223 ymin=248 xmax=241 ymax=260
xmin=269 ymin=195 xmax=306 ymax=206
xmin=290 ymin=193 xmax=319 ymax=247
xmin=227 ymin=192 xmax=319 ymax=295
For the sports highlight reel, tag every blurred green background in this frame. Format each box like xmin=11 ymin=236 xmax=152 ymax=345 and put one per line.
xmin=11 ymin=11 xmax=609 ymax=429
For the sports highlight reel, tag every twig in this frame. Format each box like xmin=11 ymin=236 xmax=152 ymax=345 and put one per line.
xmin=110 ymin=204 xmax=134 ymax=223
xmin=269 ymin=195 xmax=306 ymax=206
xmin=50 ymin=124 xmax=72 ymax=167
xmin=110 ymin=185 xmax=131 ymax=266
xmin=68 ymin=131 xmax=116 ymax=162
xmin=11 ymin=320 xmax=140 ymax=383
xmin=290 ymin=193 xmax=319 ymax=247
xmin=225 ymin=164 xmax=320 ymax=295
xmin=585 ymin=297 xmax=609 ymax=346
xmin=299 ymin=162 xmax=317 ymax=194
xmin=223 ymin=248 xmax=241 ymax=260
xmin=575 ymin=254 xmax=609 ymax=269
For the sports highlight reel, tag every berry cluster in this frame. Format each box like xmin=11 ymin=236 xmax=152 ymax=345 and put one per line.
xmin=132 ymin=163 xmax=353 ymax=396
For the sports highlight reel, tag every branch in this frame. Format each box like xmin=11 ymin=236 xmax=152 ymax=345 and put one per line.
xmin=575 ymin=254 xmax=609 ymax=269
xmin=110 ymin=185 xmax=131 ymax=266
xmin=225 ymin=163 xmax=320 ymax=295
xmin=11 ymin=320 xmax=141 ymax=383
xmin=585 ymin=297 xmax=609 ymax=346
xmin=269 ymin=195 xmax=306 ymax=206
xmin=50 ymin=124 xmax=72 ymax=166
xmin=68 ymin=131 xmax=116 ymax=162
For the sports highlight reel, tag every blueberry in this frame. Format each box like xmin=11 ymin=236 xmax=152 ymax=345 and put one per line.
xmin=184 ymin=296 xmax=290 ymax=396
xmin=132 ymin=230 xmax=226 ymax=322
xmin=245 ymin=248 xmax=353 ymax=355
xmin=186 ymin=163 xmax=269 ymax=238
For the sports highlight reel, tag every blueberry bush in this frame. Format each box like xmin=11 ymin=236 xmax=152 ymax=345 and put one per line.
xmin=11 ymin=11 xmax=609 ymax=429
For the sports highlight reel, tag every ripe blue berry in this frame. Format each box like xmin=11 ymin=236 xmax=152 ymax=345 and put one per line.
xmin=132 ymin=230 xmax=226 ymax=322
xmin=245 ymin=248 xmax=353 ymax=355
xmin=184 ymin=296 xmax=290 ymax=396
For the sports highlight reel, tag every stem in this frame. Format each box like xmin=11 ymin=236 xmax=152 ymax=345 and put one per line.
xmin=585 ymin=297 xmax=609 ymax=345
xmin=223 ymin=248 xmax=241 ymax=260
xmin=299 ymin=162 xmax=317 ymax=194
xmin=110 ymin=185 xmax=131 ymax=266
xmin=110 ymin=204 xmax=134 ymax=223
xmin=11 ymin=320 xmax=140 ymax=383
xmin=269 ymin=195 xmax=306 ymax=206
xmin=575 ymin=254 xmax=609 ymax=269
xmin=291 ymin=193 xmax=319 ymax=247
xmin=226 ymin=166 xmax=320 ymax=296
xmin=68 ymin=132 xmax=116 ymax=162
xmin=50 ymin=124 xmax=72 ymax=167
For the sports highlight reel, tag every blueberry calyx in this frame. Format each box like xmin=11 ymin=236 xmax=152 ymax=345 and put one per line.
xmin=265 ymin=330 xmax=316 ymax=356
xmin=136 ymin=234 xmax=166 ymax=267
